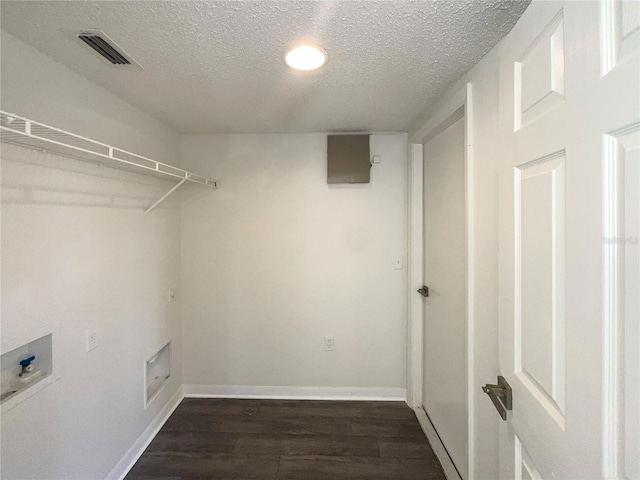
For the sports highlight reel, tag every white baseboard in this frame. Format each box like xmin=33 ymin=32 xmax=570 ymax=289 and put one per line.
xmin=106 ymin=386 xmax=184 ymax=480
xmin=183 ymin=384 xmax=406 ymax=401
xmin=414 ymin=407 xmax=462 ymax=480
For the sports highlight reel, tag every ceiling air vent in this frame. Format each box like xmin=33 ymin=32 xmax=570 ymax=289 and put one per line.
xmin=77 ymin=32 xmax=132 ymax=65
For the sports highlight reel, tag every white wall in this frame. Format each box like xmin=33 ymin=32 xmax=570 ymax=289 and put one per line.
xmin=409 ymin=41 xmax=507 ymax=480
xmin=180 ymin=133 xmax=408 ymax=391
xmin=1 ymin=30 xmax=183 ymax=479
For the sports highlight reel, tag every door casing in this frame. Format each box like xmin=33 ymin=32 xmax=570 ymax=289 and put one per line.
xmin=407 ymin=83 xmax=475 ymax=479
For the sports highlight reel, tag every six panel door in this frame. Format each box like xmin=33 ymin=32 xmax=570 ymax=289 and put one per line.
xmin=497 ymin=1 xmax=639 ymax=478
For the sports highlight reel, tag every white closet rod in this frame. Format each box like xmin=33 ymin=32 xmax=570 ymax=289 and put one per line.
xmin=0 ymin=111 xmax=217 ymax=214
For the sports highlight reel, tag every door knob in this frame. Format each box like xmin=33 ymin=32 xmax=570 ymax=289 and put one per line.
xmin=417 ymin=286 xmax=429 ymax=297
xmin=482 ymin=375 xmax=512 ymax=420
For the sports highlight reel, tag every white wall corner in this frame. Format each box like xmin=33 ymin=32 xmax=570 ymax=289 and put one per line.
xmin=105 ymin=386 xmax=184 ymax=480
xmin=408 ymin=87 xmax=468 ymax=144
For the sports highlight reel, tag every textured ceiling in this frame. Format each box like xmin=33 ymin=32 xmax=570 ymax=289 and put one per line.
xmin=1 ymin=1 xmax=529 ymax=134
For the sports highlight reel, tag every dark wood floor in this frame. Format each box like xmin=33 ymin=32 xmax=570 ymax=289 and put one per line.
xmin=126 ymin=398 xmax=446 ymax=480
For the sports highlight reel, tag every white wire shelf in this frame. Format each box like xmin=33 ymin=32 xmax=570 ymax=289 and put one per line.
xmin=0 ymin=111 xmax=217 ymax=213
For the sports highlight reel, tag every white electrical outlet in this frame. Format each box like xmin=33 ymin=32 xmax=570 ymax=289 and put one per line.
xmin=324 ymin=336 xmax=334 ymax=351
xmin=86 ymin=328 xmax=99 ymax=352
xmin=169 ymin=288 xmax=177 ymax=302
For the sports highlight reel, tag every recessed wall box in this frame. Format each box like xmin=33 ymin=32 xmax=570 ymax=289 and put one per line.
xmin=144 ymin=341 xmax=171 ymax=408
xmin=327 ymin=134 xmax=371 ymax=184
xmin=1 ymin=334 xmax=52 ymax=406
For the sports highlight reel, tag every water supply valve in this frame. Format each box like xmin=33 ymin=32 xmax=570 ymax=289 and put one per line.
xmin=19 ymin=355 xmax=36 ymax=378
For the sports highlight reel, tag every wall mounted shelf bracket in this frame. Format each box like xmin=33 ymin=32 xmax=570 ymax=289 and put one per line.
xmin=144 ymin=177 xmax=188 ymax=214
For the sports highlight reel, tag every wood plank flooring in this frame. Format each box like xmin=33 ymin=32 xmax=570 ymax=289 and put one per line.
xmin=125 ymin=398 xmax=446 ymax=480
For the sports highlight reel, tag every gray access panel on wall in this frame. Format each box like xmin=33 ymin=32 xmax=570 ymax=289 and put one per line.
xmin=327 ymin=134 xmax=371 ymax=184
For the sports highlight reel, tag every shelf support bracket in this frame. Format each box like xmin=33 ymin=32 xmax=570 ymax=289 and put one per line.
xmin=144 ymin=176 xmax=189 ymax=215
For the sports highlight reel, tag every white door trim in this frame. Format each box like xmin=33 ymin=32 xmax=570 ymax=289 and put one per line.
xmin=407 ymin=83 xmax=475 ymax=479
xmin=407 ymin=142 xmax=424 ymax=409
xmin=464 ymin=83 xmax=475 ymax=480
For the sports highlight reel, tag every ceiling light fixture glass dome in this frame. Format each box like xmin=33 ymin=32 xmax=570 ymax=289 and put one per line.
xmin=284 ymin=44 xmax=328 ymax=71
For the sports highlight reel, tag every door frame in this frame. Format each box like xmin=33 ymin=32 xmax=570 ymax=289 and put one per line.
xmin=407 ymin=83 xmax=475 ymax=479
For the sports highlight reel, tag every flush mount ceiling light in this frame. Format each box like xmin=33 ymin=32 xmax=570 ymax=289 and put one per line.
xmin=284 ymin=44 xmax=328 ymax=71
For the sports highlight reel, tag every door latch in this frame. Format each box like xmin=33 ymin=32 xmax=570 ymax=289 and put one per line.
xmin=417 ymin=286 xmax=429 ymax=297
xmin=482 ymin=376 xmax=512 ymax=421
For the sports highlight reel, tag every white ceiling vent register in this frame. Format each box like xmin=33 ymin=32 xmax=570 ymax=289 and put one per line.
xmin=77 ymin=31 xmax=137 ymax=66
xmin=0 ymin=111 xmax=217 ymax=214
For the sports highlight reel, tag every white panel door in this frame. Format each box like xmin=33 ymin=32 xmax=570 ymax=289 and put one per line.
xmin=497 ymin=1 xmax=639 ymax=478
xmin=423 ymin=117 xmax=468 ymax=479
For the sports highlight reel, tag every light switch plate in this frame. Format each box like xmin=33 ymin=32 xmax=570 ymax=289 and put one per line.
xmin=324 ymin=336 xmax=334 ymax=351
xmin=169 ymin=288 xmax=177 ymax=302
xmin=394 ymin=256 xmax=404 ymax=270
xmin=86 ymin=328 xmax=98 ymax=352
